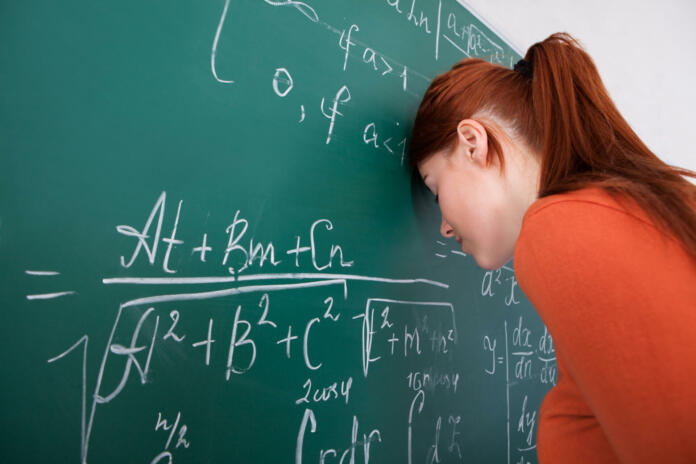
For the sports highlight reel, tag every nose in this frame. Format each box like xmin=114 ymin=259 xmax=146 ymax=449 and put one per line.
xmin=440 ymin=215 xmax=454 ymax=238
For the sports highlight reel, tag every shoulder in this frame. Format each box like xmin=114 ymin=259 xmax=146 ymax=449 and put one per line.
xmin=520 ymin=186 xmax=657 ymax=231
xmin=515 ymin=186 xmax=665 ymax=256
xmin=512 ymin=186 xmax=680 ymax=300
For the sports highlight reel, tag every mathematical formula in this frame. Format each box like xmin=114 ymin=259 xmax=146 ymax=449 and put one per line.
xmin=25 ymin=1 xmax=549 ymax=463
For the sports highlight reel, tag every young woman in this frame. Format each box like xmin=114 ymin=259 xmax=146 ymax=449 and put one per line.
xmin=410 ymin=33 xmax=696 ymax=463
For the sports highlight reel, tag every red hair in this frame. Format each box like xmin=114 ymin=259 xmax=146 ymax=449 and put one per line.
xmin=409 ymin=33 xmax=696 ymax=262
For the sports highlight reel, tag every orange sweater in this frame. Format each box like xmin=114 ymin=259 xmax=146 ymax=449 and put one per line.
xmin=514 ymin=186 xmax=696 ymax=463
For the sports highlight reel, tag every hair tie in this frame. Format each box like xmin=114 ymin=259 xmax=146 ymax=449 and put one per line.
xmin=514 ymin=58 xmax=533 ymax=79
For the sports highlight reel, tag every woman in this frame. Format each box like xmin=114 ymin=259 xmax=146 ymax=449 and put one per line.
xmin=410 ymin=33 xmax=696 ymax=463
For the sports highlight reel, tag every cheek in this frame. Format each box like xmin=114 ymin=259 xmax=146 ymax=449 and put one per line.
xmin=440 ymin=198 xmax=474 ymax=237
xmin=438 ymin=181 xmax=464 ymax=220
xmin=438 ymin=195 xmax=460 ymax=224
xmin=441 ymin=196 xmax=489 ymax=244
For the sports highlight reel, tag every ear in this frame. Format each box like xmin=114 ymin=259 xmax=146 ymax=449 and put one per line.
xmin=454 ymin=119 xmax=489 ymax=168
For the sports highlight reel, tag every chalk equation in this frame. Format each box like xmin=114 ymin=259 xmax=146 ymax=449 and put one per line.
xmin=35 ymin=188 xmax=554 ymax=463
xmin=210 ymin=0 xmax=516 ymax=167
xmin=20 ymin=1 xmax=547 ymax=463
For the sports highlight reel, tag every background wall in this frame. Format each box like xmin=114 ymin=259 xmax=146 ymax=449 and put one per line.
xmin=459 ymin=0 xmax=696 ymax=178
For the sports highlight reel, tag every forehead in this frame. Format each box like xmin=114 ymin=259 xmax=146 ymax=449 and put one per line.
xmin=418 ymin=149 xmax=448 ymax=179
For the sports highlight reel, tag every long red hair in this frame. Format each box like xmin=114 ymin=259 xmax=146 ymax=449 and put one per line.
xmin=409 ymin=33 xmax=696 ymax=262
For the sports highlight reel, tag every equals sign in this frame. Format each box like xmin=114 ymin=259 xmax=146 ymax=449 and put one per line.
xmin=434 ymin=240 xmax=468 ymax=258
xmin=434 ymin=240 xmax=448 ymax=258
xmin=25 ymin=270 xmax=76 ymax=300
xmin=497 ymin=357 xmax=504 ymax=364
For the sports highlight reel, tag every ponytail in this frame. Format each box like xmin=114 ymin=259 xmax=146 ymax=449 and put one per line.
xmin=409 ymin=32 xmax=696 ymax=262
xmin=527 ymin=33 xmax=696 ymax=260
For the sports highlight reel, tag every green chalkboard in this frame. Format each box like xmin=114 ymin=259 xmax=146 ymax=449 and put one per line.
xmin=0 ymin=1 xmax=555 ymax=463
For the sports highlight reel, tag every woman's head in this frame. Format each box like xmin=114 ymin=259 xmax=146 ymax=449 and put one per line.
xmin=418 ymin=117 xmax=540 ymax=270
xmin=410 ymin=43 xmax=544 ymax=270
xmin=410 ymin=33 xmax=696 ymax=268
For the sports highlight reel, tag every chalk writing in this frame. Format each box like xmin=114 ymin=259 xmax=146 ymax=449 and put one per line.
xmin=36 ymin=2 xmax=544 ymax=463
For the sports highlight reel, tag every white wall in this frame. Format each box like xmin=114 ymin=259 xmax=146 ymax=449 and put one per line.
xmin=458 ymin=0 xmax=696 ymax=178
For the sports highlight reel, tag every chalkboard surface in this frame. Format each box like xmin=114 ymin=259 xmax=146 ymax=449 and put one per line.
xmin=0 ymin=1 xmax=556 ymax=463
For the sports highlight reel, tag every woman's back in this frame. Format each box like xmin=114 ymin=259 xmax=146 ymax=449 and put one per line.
xmin=514 ymin=186 xmax=696 ymax=463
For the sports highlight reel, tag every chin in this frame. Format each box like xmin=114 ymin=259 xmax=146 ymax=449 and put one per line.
xmin=474 ymin=257 xmax=497 ymax=271
xmin=473 ymin=253 xmax=511 ymax=271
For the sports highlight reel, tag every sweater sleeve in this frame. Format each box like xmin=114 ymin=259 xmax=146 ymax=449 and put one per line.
xmin=514 ymin=199 xmax=696 ymax=463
